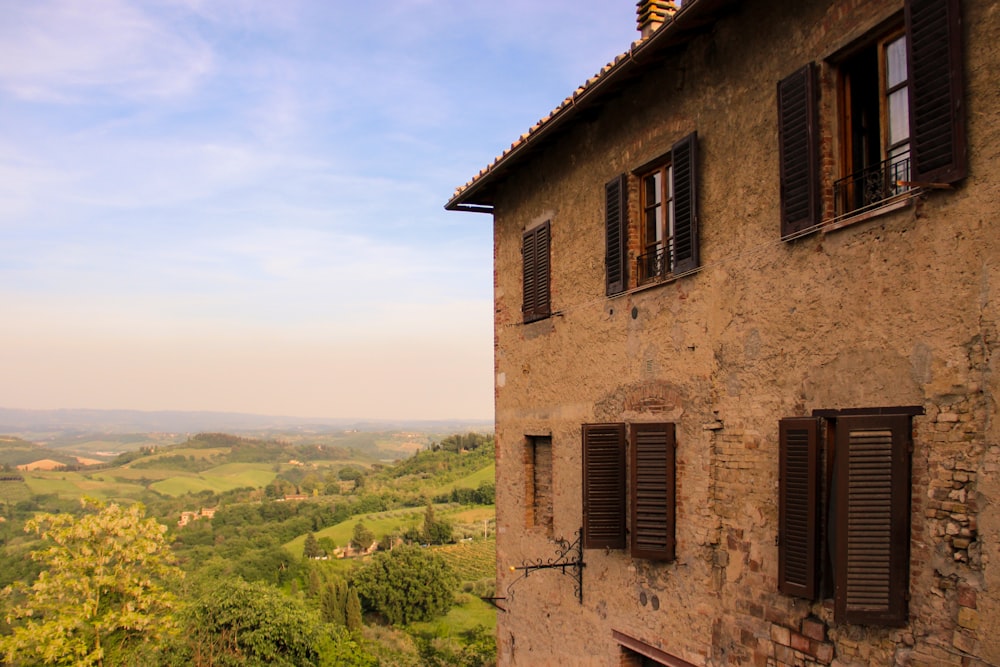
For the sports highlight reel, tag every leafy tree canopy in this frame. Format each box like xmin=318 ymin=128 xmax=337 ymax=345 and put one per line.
xmin=178 ymin=578 xmax=320 ymax=667
xmin=0 ymin=498 xmax=182 ymax=667
xmin=352 ymin=545 xmax=457 ymax=625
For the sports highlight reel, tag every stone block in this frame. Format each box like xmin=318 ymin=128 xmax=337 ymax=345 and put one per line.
xmin=953 ymin=629 xmax=980 ymax=655
xmin=790 ymin=631 xmax=810 ymax=653
xmin=957 ymin=584 xmax=977 ymax=608
xmin=774 ymin=644 xmax=796 ymax=665
xmin=770 ymin=623 xmax=791 ymax=646
xmin=957 ymin=606 xmax=980 ymax=630
xmin=814 ymin=642 xmax=835 ymax=664
xmin=801 ymin=617 xmax=826 ymax=641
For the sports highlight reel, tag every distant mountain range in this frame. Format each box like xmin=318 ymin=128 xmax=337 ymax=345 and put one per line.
xmin=0 ymin=408 xmax=493 ymax=438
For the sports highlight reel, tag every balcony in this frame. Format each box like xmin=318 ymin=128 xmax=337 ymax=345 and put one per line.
xmin=637 ymin=241 xmax=673 ymax=286
xmin=834 ymin=151 xmax=913 ymax=218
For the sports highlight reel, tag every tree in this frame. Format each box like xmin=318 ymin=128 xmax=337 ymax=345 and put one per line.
xmin=316 ymin=627 xmax=377 ymax=667
xmin=320 ymin=579 xmax=347 ymax=626
xmin=318 ymin=536 xmax=337 ymax=555
xmin=0 ymin=499 xmax=182 ymax=667
xmin=422 ymin=503 xmax=453 ymax=545
xmin=351 ymin=521 xmax=375 ymax=551
xmin=303 ymin=532 xmax=322 ymax=559
xmin=345 ymin=586 xmax=363 ymax=632
xmin=352 ymin=545 xmax=457 ymax=625
xmin=180 ymin=578 xmax=320 ymax=667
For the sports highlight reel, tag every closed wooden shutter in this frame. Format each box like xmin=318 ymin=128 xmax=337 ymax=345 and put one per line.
xmin=778 ymin=417 xmax=820 ymax=599
xmin=778 ymin=63 xmax=820 ymax=238
xmin=834 ymin=415 xmax=911 ymax=626
xmin=906 ymin=0 xmax=966 ymax=184
xmin=522 ymin=221 xmax=551 ymax=323
xmin=671 ymin=133 xmax=699 ymax=274
xmin=583 ymin=423 xmax=626 ymax=550
xmin=605 ymin=175 xmax=628 ymax=295
xmin=630 ymin=423 xmax=676 ymax=561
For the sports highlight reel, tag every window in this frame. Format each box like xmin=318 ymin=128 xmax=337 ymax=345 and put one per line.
xmin=834 ymin=30 xmax=912 ymax=217
xmin=778 ymin=0 xmax=965 ymax=237
xmin=522 ymin=221 xmax=551 ymax=323
xmin=525 ymin=436 xmax=553 ymax=533
xmin=605 ymin=132 xmax=699 ymax=294
xmin=582 ymin=422 xmax=676 ymax=561
xmin=638 ymin=161 xmax=674 ymax=285
xmin=778 ymin=409 xmax=919 ymax=626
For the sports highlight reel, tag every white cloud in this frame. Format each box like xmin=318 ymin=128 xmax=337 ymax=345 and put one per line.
xmin=0 ymin=0 xmax=213 ymax=102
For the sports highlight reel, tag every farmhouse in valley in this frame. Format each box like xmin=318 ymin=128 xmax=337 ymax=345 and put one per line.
xmin=448 ymin=0 xmax=999 ymax=664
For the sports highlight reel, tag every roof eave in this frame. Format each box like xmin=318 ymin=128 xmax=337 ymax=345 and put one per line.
xmin=445 ymin=0 xmax=738 ymax=213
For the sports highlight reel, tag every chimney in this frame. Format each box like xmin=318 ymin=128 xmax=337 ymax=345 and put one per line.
xmin=636 ymin=0 xmax=679 ymax=39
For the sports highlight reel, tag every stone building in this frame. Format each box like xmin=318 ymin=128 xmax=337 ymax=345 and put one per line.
xmin=447 ymin=0 xmax=999 ymax=665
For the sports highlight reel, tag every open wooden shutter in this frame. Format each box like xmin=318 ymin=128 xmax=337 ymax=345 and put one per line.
xmin=778 ymin=417 xmax=820 ymax=599
xmin=834 ymin=415 xmax=911 ymax=626
xmin=630 ymin=423 xmax=676 ymax=561
xmin=778 ymin=63 xmax=820 ymax=238
xmin=906 ymin=0 xmax=966 ymax=184
xmin=521 ymin=221 xmax=551 ymax=323
xmin=671 ymin=133 xmax=699 ymax=274
xmin=582 ymin=423 xmax=626 ymax=550
xmin=605 ymin=174 xmax=628 ymax=295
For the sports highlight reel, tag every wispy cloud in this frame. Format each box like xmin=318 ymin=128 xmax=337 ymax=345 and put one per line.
xmin=0 ymin=0 xmax=213 ymax=102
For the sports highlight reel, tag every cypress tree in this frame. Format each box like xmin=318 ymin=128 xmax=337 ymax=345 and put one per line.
xmin=346 ymin=587 xmax=363 ymax=632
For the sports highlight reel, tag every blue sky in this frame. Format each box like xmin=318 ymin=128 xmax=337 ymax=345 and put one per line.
xmin=0 ymin=0 xmax=638 ymax=421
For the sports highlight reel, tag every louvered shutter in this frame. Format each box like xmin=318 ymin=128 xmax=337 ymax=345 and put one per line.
xmin=671 ymin=133 xmax=699 ymax=274
xmin=778 ymin=417 xmax=820 ymax=599
xmin=582 ymin=423 xmax=626 ymax=550
xmin=778 ymin=63 xmax=820 ymax=238
xmin=630 ymin=423 xmax=676 ymax=561
xmin=834 ymin=415 xmax=911 ymax=626
xmin=521 ymin=222 xmax=551 ymax=323
xmin=605 ymin=175 xmax=628 ymax=295
xmin=906 ymin=0 xmax=966 ymax=184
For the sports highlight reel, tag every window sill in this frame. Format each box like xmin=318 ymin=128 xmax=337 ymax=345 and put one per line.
xmin=784 ymin=189 xmax=922 ymax=242
xmin=608 ymin=266 xmax=702 ymax=300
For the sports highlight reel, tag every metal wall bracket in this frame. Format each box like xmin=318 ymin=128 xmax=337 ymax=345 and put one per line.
xmin=505 ymin=528 xmax=586 ymax=606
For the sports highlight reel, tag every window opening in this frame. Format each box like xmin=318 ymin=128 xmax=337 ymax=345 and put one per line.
xmin=526 ymin=436 xmax=553 ymax=534
xmin=639 ymin=163 xmax=674 ymax=285
xmin=834 ymin=32 xmax=912 ymax=217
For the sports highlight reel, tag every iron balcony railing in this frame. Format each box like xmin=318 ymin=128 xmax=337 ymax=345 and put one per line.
xmin=834 ymin=150 xmax=913 ymax=218
xmin=637 ymin=240 xmax=673 ymax=286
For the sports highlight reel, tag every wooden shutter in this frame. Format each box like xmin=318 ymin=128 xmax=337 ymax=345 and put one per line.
xmin=605 ymin=174 xmax=628 ymax=295
xmin=834 ymin=415 xmax=911 ymax=626
xmin=671 ymin=133 xmax=699 ymax=274
xmin=906 ymin=0 xmax=966 ymax=184
xmin=778 ymin=417 xmax=820 ymax=599
xmin=778 ymin=63 xmax=820 ymax=238
xmin=582 ymin=423 xmax=626 ymax=550
xmin=521 ymin=221 xmax=551 ymax=323
xmin=630 ymin=423 xmax=676 ymax=561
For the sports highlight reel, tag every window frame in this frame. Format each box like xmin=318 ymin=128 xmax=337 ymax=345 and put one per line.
xmin=605 ymin=132 xmax=699 ymax=294
xmin=834 ymin=25 xmax=912 ymax=218
xmin=638 ymin=160 xmax=675 ymax=286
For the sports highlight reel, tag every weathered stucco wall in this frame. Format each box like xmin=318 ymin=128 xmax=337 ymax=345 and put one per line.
xmin=488 ymin=0 xmax=1000 ymax=665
